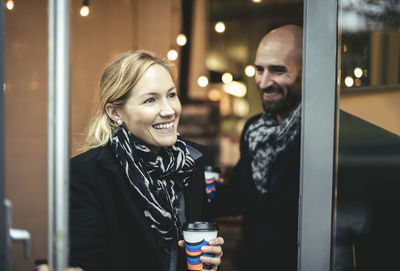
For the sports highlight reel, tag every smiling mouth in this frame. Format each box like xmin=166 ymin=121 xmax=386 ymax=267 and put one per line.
xmin=263 ymin=91 xmax=282 ymax=100
xmin=153 ymin=121 xmax=174 ymax=131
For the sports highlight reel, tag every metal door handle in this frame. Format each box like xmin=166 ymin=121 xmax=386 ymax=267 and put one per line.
xmin=4 ymin=199 xmax=32 ymax=260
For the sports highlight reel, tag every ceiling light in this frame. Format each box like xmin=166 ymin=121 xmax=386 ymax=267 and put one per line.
xmin=344 ymin=76 xmax=354 ymax=87
xmin=221 ymin=73 xmax=233 ymax=84
xmin=354 ymin=67 xmax=363 ymax=78
xmin=223 ymin=81 xmax=247 ymax=97
xmin=6 ymin=0 xmax=14 ymax=10
xmin=197 ymin=76 xmax=209 ymax=88
xmin=245 ymin=65 xmax=255 ymax=77
xmin=80 ymin=0 xmax=90 ymax=17
xmin=215 ymin=22 xmax=225 ymax=33
xmin=167 ymin=49 xmax=178 ymax=61
xmin=176 ymin=34 xmax=187 ymax=46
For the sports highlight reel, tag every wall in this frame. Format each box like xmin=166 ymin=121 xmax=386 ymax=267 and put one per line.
xmin=5 ymin=0 xmax=182 ymax=269
xmin=340 ymin=89 xmax=400 ymax=136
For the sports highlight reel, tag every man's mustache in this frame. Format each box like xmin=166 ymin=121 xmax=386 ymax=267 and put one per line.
xmin=260 ymin=85 xmax=284 ymax=94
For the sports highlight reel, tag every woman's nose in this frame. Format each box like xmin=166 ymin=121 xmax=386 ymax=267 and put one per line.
xmin=159 ymin=100 xmax=175 ymax=117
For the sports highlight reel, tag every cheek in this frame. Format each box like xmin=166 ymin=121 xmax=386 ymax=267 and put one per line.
xmin=173 ymin=101 xmax=182 ymax=116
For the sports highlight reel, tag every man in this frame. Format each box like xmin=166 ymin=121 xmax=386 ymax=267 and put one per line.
xmin=211 ymin=24 xmax=303 ymax=270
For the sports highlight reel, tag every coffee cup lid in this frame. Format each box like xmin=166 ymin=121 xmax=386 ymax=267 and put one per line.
xmin=204 ymin=165 xmax=221 ymax=173
xmin=183 ymin=221 xmax=218 ymax=231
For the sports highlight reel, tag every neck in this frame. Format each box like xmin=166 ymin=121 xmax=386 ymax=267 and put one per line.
xmin=276 ymin=103 xmax=301 ymax=124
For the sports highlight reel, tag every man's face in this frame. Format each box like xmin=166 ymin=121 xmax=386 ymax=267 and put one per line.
xmin=254 ymin=39 xmax=302 ymax=121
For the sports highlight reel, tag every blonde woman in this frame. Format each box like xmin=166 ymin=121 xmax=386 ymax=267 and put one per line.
xmin=69 ymin=50 xmax=224 ymax=271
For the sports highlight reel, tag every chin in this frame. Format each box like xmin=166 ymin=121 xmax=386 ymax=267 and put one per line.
xmin=159 ymin=137 xmax=178 ymax=148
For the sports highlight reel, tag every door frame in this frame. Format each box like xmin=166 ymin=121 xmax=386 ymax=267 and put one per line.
xmin=298 ymin=0 xmax=339 ymax=270
xmin=0 ymin=0 xmax=9 ymax=269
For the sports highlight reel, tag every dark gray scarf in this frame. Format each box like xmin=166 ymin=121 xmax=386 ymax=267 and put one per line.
xmin=111 ymin=127 xmax=195 ymax=249
xmin=245 ymin=106 xmax=301 ymax=197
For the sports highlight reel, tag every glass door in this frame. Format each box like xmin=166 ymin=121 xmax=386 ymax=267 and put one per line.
xmin=333 ymin=0 xmax=400 ymax=270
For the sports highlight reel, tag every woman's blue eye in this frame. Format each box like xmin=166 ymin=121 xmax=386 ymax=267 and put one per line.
xmin=144 ymin=97 xmax=155 ymax=104
xmin=168 ymin=92 xmax=176 ymax=98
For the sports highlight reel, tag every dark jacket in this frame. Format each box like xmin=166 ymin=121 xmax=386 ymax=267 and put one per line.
xmin=69 ymin=142 xmax=208 ymax=271
xmin=211 ymin=114 xmax=300 ymax=270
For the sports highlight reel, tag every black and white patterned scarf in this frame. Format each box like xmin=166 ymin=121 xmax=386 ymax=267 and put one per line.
xmin=244 ymin=106 xmax=301 ymax=197
xmin=110 ymin=127 xmax=195 ymax=249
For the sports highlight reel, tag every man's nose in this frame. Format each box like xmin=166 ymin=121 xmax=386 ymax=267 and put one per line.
xmin=257 ymin=71 xmax=274 ymax=89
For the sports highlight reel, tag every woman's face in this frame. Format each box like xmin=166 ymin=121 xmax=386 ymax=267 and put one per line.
xmin=118 ymin=64 xmax=181 ymax=153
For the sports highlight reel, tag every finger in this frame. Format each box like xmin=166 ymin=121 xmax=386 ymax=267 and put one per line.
xmin=208 ymin=237 xmax=224 ymax=246
xmin=178 ymin=240 xmax=185 ymax=247
xmin=214 ymin=178 xmax=224 ymax=184
xmin=201 ymin=244 xmax=223 ymax=257
xmin=200 ymin=255 xmax=221 ymax=268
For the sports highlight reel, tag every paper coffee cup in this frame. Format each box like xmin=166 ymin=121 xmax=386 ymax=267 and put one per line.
xmin=204 ymin=166 xmax=221 ymax=200
xmin=183 ymin=222 xmax=218 ymax=270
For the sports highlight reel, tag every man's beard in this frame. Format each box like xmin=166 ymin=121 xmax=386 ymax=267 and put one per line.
xmin=260 ymin=85 xmax=300 ymax=116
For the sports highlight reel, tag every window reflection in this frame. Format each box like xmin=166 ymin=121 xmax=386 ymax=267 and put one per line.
xmin=335 ymin=0 xmax=400 ymax=270
xmin=340 ymin=0 xmax=400 ymax=88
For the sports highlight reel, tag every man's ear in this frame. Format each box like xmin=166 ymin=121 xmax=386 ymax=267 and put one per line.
xmin=105 ymin=103 xmax=122 ymax=123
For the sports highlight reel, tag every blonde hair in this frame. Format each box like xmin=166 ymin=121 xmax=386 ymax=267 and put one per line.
xmin=82 ymin=50 xmax=172 ymax=151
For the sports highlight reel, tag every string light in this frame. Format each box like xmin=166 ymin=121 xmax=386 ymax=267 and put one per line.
xmin=167 ymin=49 xmax=178 ymax=61
xmin=215 ymin=22 xmax=225 ymax=33
xmin=245 ymin=65 xmax=256 ymax=77
xmin=197 ymin=76 xmax=209 ymax=87
xmin=80 ymin=0 xmax=90 ymax=17
xmin=354 ymin=67 xmax=363 ymax=78
xmin=6 ymin=0 xmax=14 ymax=10
xmin=223 ymin=81 xmax=247 ymax=97
xmin=221 ymin=72 xmax=233 ymax=84
xmin=176 ymin=34 xmax=187 ymax=46
xmin=344 ymin=76 xmax=354 ymax=87
xmin=252 ymin=0 xmax=262 ymax=3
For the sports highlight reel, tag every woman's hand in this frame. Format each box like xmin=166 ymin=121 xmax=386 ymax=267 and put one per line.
xmin=179 ymin=236 xmax=224 ymax=271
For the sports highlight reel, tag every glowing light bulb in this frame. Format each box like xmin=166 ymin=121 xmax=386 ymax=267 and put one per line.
xmin=167 ymin=49 xmax=178 ymax=61
xmin=197 ymin=76 xmax=209 ymax=87
xmin=221 ymin=73 xmax=233 ymax=84
xmin=176 ymin=34 xmax=187 ymax=46
xmin=245 ymin=65 xmax=256 ymax=77
xmin=344 ymin=76 xmax=354 ymax=87
xmin=354 ymin=67 xmax=363 ymax=78
xmin=208 ymin=89 xmax=222 ymax=101
xmin=215 ymin=22 xmax=225 ymax=33
xmin=6 ymin=0 xmax=14 ymax=10
xmin=252 ymin=0 xmax=262 ymax=3
xmin=80 ymin=5 xmax=90 ymax=17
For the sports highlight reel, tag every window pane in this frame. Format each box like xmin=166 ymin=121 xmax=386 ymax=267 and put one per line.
xmin=334 ymin=1 xmax=400 ymax=270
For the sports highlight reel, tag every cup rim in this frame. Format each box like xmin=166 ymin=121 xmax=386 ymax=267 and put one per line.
xmin=183 ymin=221 xmax=218 ymax=231
xmin=204 ymin=165 xmax=221 ymax=173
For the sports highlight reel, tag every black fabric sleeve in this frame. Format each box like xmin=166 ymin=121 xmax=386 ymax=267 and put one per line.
xmin=69 ymin=158 xmax=109 ymax=271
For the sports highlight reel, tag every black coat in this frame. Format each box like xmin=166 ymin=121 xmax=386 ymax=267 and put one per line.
xmin=211 ymin=114 xmax=300 ymax=270
xmin=69 ymin=142 xmax=208 ymax=271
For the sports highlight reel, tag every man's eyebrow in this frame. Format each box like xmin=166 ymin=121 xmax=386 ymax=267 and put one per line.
xmin=268 ymin=65 xmax=287 ymax=70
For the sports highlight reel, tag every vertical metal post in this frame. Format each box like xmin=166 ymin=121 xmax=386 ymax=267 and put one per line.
xmin=0 ymin=0 xmax=9 ymax=269
xmin=48 ymin=0 xmax=70 ymax=270
xmin=298 ymin=0 xmax=338 ymax=270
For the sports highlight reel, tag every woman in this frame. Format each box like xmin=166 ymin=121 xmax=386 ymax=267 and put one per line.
xmin=69 ymin=50 xmax=224 ymax=271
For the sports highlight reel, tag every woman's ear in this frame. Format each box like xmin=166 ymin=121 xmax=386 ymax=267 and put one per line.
xmin=105 ymin=103 xmax=122 ymax=123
